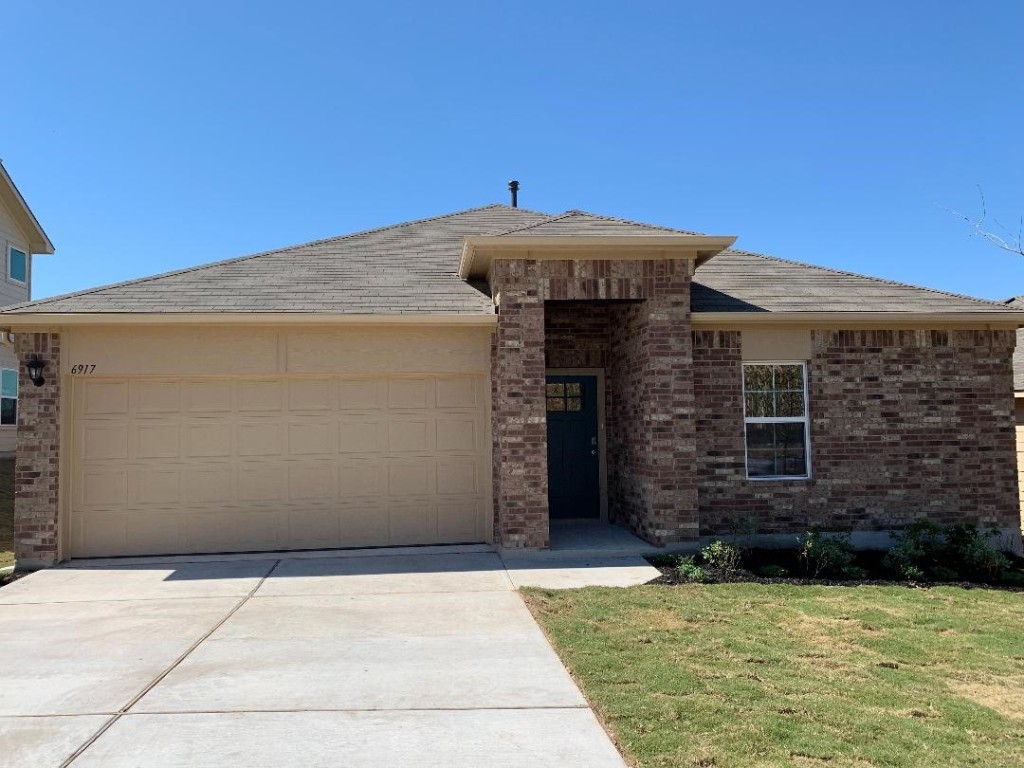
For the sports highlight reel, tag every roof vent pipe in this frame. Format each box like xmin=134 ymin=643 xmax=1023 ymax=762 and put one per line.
xmin=508 ymin=180 xmax=519 ymax=208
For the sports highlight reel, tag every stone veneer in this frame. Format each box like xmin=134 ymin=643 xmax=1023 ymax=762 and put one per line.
xmin=13 ymin=332 xmax=61 ymax=568
xmin=694 ymin=329 xmax=1020 ymax=538
xmin=490 ymin=258 xmax=696 ymax=548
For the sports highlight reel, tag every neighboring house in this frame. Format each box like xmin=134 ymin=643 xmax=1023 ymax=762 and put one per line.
xmin=1005 ymin=296 xmax=1024 ymax=520
xmin=0 ymin=161 xmax=54 ymax=454
xmin=2 ymin=204 xmax=1021 ymax=568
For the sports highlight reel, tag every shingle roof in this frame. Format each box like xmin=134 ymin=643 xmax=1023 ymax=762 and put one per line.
xmin=1 ymin=204 xmax=1017 ymax=318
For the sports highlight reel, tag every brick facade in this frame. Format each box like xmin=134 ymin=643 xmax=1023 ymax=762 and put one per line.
xmin=13 ymin=332 xmax=62 ymax=569
xmin=490 ymin=258 xmax=698 ymax=547
xmin=694 ymin=329 xmax=1020 ymax=537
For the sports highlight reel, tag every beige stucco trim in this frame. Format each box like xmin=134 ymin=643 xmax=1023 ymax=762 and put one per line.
xmin=0 ymin=162 xmax=54 ymax=255
xmin=459 ymin=235 xmax=737 ymax=279
xmin=0 ymin=313 xmax=497 ymax=330
xmin=692 ymin=312 xmax=1024 ymax=330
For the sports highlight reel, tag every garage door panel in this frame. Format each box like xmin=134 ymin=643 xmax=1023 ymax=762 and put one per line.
xmin=236 ymin=422 xmax=285 ymax=456
xmin=185 ymin=423 xmax=232 ymax=457
xmin=183 ymin=465 xmax=234 ymax=503
xmin=337 ymin=379 xmax=384 ymax=410
xmin=133 ymin=381 xmax=181 ymax=414
xmin=289 ymin=421 xmax=336 ymax=456
xmin=238 ymin=380 xmax=283 ymax=412
xmin=238 ymin=464 xmax=289 ymax=502
xmin=72 ymin=374 xmax=489 ymax=558
xmin=183 ymin=381 xmax=232 ymax=413
xmin=131 ymin=469 xmax=180 ymax=505
xmin=134 ymin=423 xmax=181 ymax=459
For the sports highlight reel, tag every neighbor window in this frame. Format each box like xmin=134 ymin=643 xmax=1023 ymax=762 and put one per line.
xmin=7 ymin=246 xmax=26 ymax=284
xmin=742 ymin=363 xmax=809 ymax=479
xmin=1 ymin=368 xmax=16 ymax=425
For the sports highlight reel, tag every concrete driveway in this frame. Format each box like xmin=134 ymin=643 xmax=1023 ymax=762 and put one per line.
xmin=0 ymin=549 xmax=653 ymax=766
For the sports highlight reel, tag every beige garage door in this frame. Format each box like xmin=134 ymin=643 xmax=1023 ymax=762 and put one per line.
xmin=70 ymin=374 xmax=490 ymax=558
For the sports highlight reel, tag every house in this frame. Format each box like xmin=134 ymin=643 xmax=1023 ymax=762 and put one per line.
xmin=3 ymin=202 xmax=1021 ymax=569
xmin=0 ymin=161 xmax=54 ymax=455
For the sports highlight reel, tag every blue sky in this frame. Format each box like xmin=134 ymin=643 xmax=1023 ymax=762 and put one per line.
xmin=5 ymin=1 xmax=1023 ymax=302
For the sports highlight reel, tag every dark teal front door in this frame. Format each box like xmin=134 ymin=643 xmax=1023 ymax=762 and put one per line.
xmin=545 ymin=374 xmax=601 ymax=519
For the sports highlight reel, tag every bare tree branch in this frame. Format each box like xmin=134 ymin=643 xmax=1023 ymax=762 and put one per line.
xmin=947 ymin=186 xmax=1024 ymax=257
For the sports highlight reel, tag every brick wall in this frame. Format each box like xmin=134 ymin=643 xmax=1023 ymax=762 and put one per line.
xmin=13 ymin=332 xmax=61 ymax=569
xmin=694 ymin=329 xmax=1020 ymax=537
xmin=491 ymin=258 xmax=698 ymax=547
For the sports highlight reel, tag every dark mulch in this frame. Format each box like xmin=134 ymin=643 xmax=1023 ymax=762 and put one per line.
xmin=646 ymin=547 xmax=1024 ymax=591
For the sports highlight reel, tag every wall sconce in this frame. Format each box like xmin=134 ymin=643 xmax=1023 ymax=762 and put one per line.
xmin=25 ymin=355 xmax=46 ymax=387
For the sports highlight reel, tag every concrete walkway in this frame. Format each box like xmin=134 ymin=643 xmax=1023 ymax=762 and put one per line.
xmin=0 ymin=550 xmax=656 ymax=767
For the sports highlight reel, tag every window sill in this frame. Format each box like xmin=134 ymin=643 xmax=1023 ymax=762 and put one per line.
xmin=746 ymin=475 xmax=812 ymax=482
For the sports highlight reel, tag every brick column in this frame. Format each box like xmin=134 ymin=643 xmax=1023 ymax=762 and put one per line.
xmin=638 ymin=283 xmax=698 ymax=542
xmin=490 ymin=260 xmax=549 ymax=548
xmin=14 ymin=332 xmax=61 ymax=569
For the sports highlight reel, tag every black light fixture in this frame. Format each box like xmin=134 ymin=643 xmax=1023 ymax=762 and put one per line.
xmin=25 ymin=355 xmax=45 ymax=387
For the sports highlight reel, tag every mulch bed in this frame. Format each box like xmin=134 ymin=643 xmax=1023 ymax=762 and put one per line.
xmin=646 ymin=548 xmax=1024 ymax=591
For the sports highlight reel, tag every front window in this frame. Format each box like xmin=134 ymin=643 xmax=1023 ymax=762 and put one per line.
xmin=8 ymin=246 xmax=26 ymax=284
xmin=1 ymin=368 xmax=17 ymax=425
xmin=743 ymin=363 xmax=809 ymax=479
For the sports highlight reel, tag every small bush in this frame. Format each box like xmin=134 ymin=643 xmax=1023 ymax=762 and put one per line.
xmin=701 ymin=540 xmax=743 ymax=573
xmin=676 ymin=556 xmax=710 ymax=583
xmin=798 ymin=531 xmax=855 ymax=578
xmin=886 ymin=521 xmax=1012 ymax=582
xmin=757 ymin=564 xmax=788 ymax=578
xmin=648 ymin=553 xmax=683 ymax=569
xmin=841 ymin=565 xmax=868 ymax=580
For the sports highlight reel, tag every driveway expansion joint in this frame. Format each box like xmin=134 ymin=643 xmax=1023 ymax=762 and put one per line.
xmin=57 ymin=559 xmax=282 ymax=768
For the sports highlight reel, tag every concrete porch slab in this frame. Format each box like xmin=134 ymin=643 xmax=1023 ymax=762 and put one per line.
xmin=71 ymin=710 xmax=627 ymax=768
xmin=501 ymin=554 xmax=660 ymax=589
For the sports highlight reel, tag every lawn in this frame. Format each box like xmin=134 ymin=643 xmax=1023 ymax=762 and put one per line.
xmin=523 ymin=583 xmax=1024 ymax=768
xmin=0 ymin=458 xmax=13 ymax=568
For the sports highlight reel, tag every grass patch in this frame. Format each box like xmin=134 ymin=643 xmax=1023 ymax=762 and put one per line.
xmin=523 ymin=584 xmax=1024 ymax=767
xmin=0 ymin=458 xmax=13 ymax=568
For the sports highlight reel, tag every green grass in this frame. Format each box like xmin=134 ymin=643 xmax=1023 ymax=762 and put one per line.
xmin=0 ymin=458 xmax=13 ymax=568
xmin=523 ymin=584 xmax=1024 ymax=768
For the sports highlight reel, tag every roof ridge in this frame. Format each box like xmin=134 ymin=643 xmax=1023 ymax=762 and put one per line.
xmin=4 ymin=204 xmax=549 ymax=313
xmin=490 ymin=210 xmax=578 ymax=235
xmin=712 ymin=248 xmax=1016 ymax=311
xmin=562 ymin=209 xmax=704 ymax=236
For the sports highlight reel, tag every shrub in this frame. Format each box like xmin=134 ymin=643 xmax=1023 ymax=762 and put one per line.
xmin=798 ymin=531 xmax=855 ymax=578
xmin=648 ymin=553 xmax=683 ymax=569
xmin=676 ymin=556 xmax=710 ymax=583
xmin=701 ymin=540 xmax=743 ymax=573
xmin=757 ymin=564 xmax=788 ymax=578
xmin=886 ymin=521 xmax=1011 ymax=582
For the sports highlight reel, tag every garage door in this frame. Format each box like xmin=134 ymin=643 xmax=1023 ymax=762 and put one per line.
xmin=70 ymin=374 xmax=490 ymax=558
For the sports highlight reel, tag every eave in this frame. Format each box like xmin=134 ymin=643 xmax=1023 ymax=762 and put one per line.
xmin=691 ymin=311 xmax=1024 ymax=330
xmin=459 ymin=235 xmax=737 ymax=280
xmin=0 ymin=162 xmax=55 ymax=255
xmin=0 ymin=312 xmax=498 ymax=329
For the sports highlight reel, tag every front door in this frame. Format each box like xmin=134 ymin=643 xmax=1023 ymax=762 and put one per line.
xmin=545 ymin=374 xmax=600 ymax=519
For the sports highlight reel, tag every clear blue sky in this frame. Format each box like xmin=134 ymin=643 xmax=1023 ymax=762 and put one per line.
xmin=6 ymin=1 xmax=1023 ymax=302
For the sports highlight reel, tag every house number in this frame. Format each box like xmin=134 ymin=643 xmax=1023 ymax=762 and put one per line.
xmin=70 ymin=364 xmax=97 ymax=374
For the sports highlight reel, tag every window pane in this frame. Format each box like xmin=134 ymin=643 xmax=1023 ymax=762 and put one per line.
xmin=743 ymin=365 xmax=773 ymax=392
xmin=1 ymin=397 xmax=15 ymax=425
xmin=567 ymin=397 xmax=582 ymax=412
xmin=0 ymin=369 xmax=16 ymax=398
xmin=8 ymin=248 xmax=26 ymax=283
xmin=546 ymin=383 xmax=564 ymax=397
xmin=775 ymin=365 xmax=803 ymax=390
xmin=565 ymin=383 xmax=581 ymax=397
xmin=777 ymin=390 xmax=805 ymax=417
xmin=546 ymin=397 xmax=565 ymax=412
xmin=744 ymin=390 xmax=774 ymax=418
xmin=746 ymin=422 xmax=807 ymax=478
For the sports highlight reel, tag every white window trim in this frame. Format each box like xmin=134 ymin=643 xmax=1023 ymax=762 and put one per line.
xmin=0 ymin=366 xmax=17 ymax=426
xmin=7 ymin=245 xmax=27 ymax=286
xmin=742 ymin=360 xmax=811 ymax=481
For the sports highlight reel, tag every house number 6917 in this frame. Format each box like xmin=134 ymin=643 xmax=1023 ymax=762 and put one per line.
xmin=70 ymin=364 xmax=97 ymax=374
